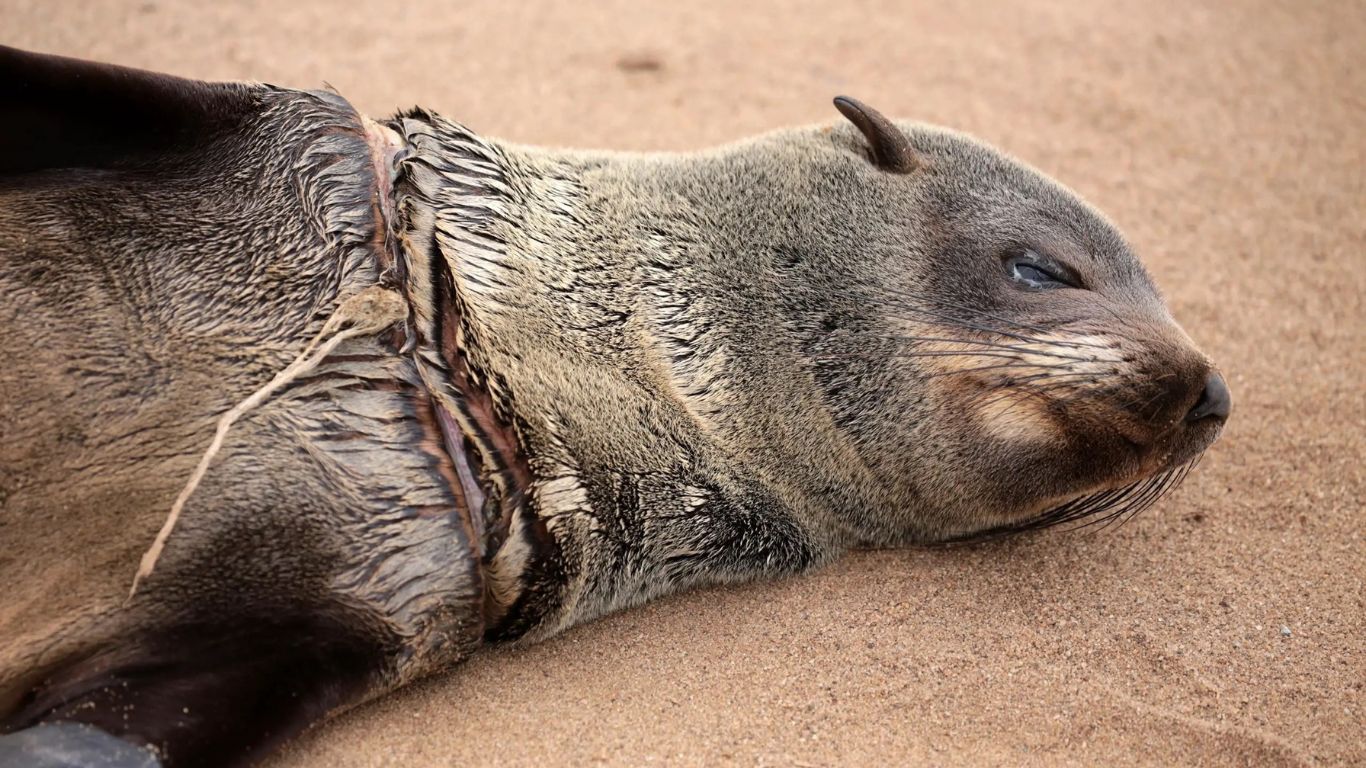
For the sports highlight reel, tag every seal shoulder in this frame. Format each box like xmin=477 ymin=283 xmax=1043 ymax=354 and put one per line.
xmin=0 ymin=45 xmax=263 ymax=175
xmin=0 ymin=50 xmax=485 ymax=766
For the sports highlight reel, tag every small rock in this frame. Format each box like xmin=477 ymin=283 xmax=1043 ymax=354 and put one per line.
xmin=1280 ymin=625 xmax=1292 ymax=637
xmin=616 ymin=52 xmax=665 ymax=73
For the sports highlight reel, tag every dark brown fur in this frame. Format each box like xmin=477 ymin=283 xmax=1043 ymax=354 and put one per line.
xmin=0 ymin=48 xmax=481 ymax=765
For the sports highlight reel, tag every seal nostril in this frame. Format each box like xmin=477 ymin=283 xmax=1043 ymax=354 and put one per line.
xmin=1186 ymin=371 xmax=1232 ymax=423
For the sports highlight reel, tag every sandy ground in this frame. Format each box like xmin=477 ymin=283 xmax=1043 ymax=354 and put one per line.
xmin=4 ymin=0 xmax=1363 ymax=765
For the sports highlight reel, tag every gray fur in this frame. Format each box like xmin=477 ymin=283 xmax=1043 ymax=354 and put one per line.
xmin=394 ymin=113 xmax=1221 ymax=639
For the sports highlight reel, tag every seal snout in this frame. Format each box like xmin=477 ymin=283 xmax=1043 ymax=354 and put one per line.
xmin=1185 ymin=371 xmax=1232 ymax=423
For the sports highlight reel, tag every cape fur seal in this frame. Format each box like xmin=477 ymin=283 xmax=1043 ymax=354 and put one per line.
xmin=0 ymin=46 xmax=1230 ymax=767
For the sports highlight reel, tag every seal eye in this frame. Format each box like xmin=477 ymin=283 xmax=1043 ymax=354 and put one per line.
xmin=1006 ymin=254 xmax=1072 ymax=289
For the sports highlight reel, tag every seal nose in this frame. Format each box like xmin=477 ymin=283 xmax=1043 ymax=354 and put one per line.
xmin=1185 ymin=371 xmax=1231 ymax=423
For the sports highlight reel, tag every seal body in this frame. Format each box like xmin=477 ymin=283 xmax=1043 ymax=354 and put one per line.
xmin=0 ymin=47 xmax=1228 ymax=766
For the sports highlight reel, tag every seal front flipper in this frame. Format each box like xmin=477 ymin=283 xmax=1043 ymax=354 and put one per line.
xmin=3 ymin=613 xmax=390 ymax=767
xmin=0 ymin=722 xmax=161 ymax=767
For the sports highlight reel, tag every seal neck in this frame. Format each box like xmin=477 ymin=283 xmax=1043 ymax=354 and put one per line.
xmin=462 ymin=140 xmax=872 ymax=550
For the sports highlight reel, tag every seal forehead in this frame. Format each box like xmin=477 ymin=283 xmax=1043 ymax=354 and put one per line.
xmin=894 ymin=122 xmax=1144 ymax=276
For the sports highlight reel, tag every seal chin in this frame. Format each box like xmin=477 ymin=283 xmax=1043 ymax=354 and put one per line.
xmin=1163 ymin=418 xmax=1224 ymax=471
xmin=968 ymin=454 xmax=1205 ymax=541
xmin=1057 ymin=361 xmax=1230 ymax=513
xmin=1053 ymin=418 xmax=1222 ymax=533
xmin=954 ymin=397 xmax=1225 ymax=542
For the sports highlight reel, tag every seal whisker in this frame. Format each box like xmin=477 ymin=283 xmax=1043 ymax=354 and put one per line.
xmin=856 ymin=331 xmax=1101 ymax=362
xmin=808 ymin=349 xmax=1060 ymax=364
xmin=1082 ymin=458 xmax=1199 ymax=534
xmin=1073 ymin=473 xmax=1169 ymax=533
xmin=1048 ymin=486 xmax=1145 ymax=531
xmin=1101 ymin=466 xmax=1189 ymax=530
xmin=923 ymin=298 xmax=1109 ymax=346
xmin=1009 ymin=371 xmax=1104 ymax=386
xmin=1131 ymin=462 xmax=1195 ymax=520
xmin=964 ymin=373 xmax=1099 ymax=413
xmin=952 ymin=454 xmax=1201 ymax=544
xmin=913 ymin=313 xmax=1105 ymax=351
xmin=1112 ymin=375 xmax=1186 ymax=419
xmin=920 ymin=361 xmax=1073 ymax=380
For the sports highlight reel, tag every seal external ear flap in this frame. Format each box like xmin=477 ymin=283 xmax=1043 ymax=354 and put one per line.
xmin=832 ymin=96 xmax=920 ymax=174
xmin=0 ymin=45 xmax=253 ymax=175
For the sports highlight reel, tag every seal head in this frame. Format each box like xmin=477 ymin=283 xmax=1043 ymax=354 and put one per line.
xmin=788 ymin=98 xmax=1231 ymax=540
